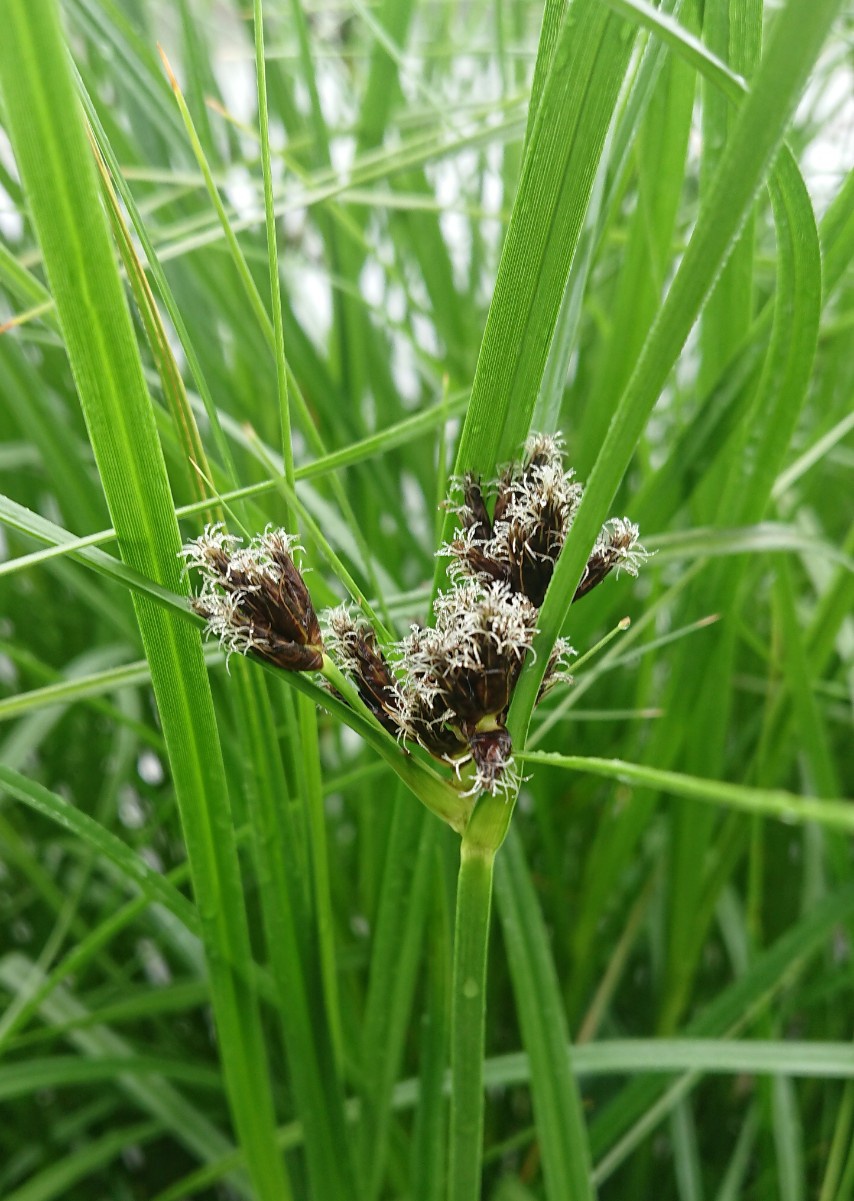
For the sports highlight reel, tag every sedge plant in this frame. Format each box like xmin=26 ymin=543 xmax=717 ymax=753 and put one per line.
xmin=0 ymin=0 xmax=852 ymax=1199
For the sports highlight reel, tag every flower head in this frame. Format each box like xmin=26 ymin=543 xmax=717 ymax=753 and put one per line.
xmin=467 ymin=724 xmax=518 ymax=799
xmin=537 ymin=636 xmax=577 ymax=702
xmin=181 ymin=524 xmax=323 ymax=671
xmin=490 ymin=434 xmax=583 ymax=606
xmin=440 ymin=433 xmax=648 ymax=609
xmin=573 ymin=517 xmax=647 ymax=601
xmin=193 ymin=438 xmax=648 ymax=803
xmin=323 ymin=606 xmax=402 ymax=734
xmin=406 ymin=432 xmax=648 ymax=795
xmin=389 ymin=581 xmax=538 ymax=793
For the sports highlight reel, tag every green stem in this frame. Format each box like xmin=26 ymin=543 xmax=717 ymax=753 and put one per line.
xmin=320 ymin=656 xmax=473 ymax=832
xmin=448 ymin=838 xmax=495 ymax=1201
xmin=299 ymin=692 xmax=344 ymax=1071
xmin=253 ymin=0 xmax=295 ymax=503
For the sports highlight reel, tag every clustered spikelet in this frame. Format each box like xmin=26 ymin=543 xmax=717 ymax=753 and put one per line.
xmin=324 ymin=606 xmax=401 ymax=735
xmin=323 ymin=434 xmax=647 ymax=797
xmin=394 ymin=582 xmax=540 ymax=795
xmin=180 ymin=523 xmax=324 ymax=671
xmin=181 ymin=435 xmax=647 ymax=800
xmin=441 ymin=432 xmax=646 ymax=607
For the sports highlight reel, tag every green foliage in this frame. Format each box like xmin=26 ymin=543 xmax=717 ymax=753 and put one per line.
xmin=0 ymin=1 xmax=851 ymax=1199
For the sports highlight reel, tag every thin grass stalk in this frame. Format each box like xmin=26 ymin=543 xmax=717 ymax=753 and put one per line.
xmin=72 ymin=68 xmax=238 ymax=484
xmin=253 ymin=0 xmax=295 ymax=496
xmin=359 ymin=800 xmax=437 ymax=1199
xmin=495 ymin=827 xmax=596 ymax=1199
xmin=157 ymin=42 xmax=391 ymax=623
xmin=298 ymin=693 xmax=346 ymax=1070
xmin=253 ymin=0 xmax=348 ymax=1089
xmin=446 ymin=779 xmax=563 ymax=1201
xmin=0 ymin=5 xmax=291 ymax=1196
xmin=412 ymin=845 xmax=451 ymax=1201
xmin=448 ymin=839 xmax=495 ymax=1201
xmin=95 ymin=141 xmax=216 ymax=515
xmin=230 ymin=663 xmax=356 ymax=1196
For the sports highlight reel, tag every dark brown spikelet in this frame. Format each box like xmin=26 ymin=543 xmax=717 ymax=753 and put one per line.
xmin=443 ymin=474 xmax=509 ymax=588
xmin=440 ymin=435 xmax=580 ymax=607
xmin=181 ymin=525 xmax=324 ymax=671
xmin=459 ymin=473 xmax=493 ymax=543
xmin=318 ymin=434 xmax=648 ymax=799
xmin=491 ymin=435 xmax=581 ymax=607
xmin=537 ymin=637 xmax=576 ymax=703
xmin=573 ymin=517 xmax=646 ymax=603
xmin=441 ymin=434 xmax=647 ymax=613
xmin=490 ymin=464 xmax=515 ymax=526
xmin=468 ymin=724 xmax=514 ymax=795
xmin=501 ymin=513 xmax=561 ymax=608
xmin=324 ymin=607 xmax=402 ymax=735
xmin=409 ymin=582 xmax=536 ymax=730
xmin=394 ymin=581 xmax=538 ymax=794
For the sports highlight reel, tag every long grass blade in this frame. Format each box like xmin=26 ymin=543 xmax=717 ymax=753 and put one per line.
xmin=0 ymin=6 xmax=291 ymax=1195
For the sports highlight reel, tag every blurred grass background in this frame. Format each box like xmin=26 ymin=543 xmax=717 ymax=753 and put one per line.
xmin=0 ymin=0 xmax=852 ymax=1198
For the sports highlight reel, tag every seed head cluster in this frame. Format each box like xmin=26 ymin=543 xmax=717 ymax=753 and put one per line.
xmin=442 ymin=433 xmax=646 ymax=606
xmin=181 ymin=434 xmax=647 ymax=799
xmin=326 ymin=433 xmax=646 ymax=796
xmin=180 ymin=524 xmax=324 ymax=671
